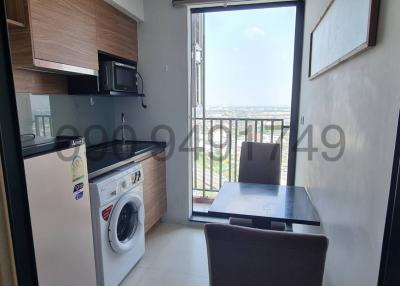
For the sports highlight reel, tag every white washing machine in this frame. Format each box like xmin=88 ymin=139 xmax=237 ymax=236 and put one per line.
xmin=89 ymin=163 xmax=145 ymax=286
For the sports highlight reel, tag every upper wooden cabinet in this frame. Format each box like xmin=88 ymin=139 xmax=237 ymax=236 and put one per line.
xmin=30 ymin=0 xmax=98 ymax=71
xmin=5 ymin=0 xmax=25 ymax=28
xmin=5 ymin=0 xmax=138 ymax=82
xmin=95 ymin=0 xmax=138 ymax=62
xmin=7 ymin=0 xmax=98 ymax=75
xmin=13 ymin=69 xmax=68 ymax=94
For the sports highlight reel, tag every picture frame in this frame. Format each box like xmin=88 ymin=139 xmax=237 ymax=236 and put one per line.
xmin=309 ymin=0 xmax=380 ymax=79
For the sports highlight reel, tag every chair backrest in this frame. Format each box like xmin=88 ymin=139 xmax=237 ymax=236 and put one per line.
xmin=238 ymin=142 xmax=281 ymax=185
xmin=204 ymin=223 xmax=328 ymax=286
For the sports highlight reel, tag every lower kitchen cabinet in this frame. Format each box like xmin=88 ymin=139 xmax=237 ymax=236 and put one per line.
xmin=139 ymin=151 xmax=167 ymax=233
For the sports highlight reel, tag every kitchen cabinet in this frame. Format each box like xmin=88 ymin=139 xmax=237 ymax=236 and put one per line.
xmin=0 ymin=155 xmax=17 ymax=286
xmin=7 ymin=0 xmax=98 ymax=75
xmin=95 ymin=0 xmax=138 ymax=62
xmin=138 ymin=152 xmax=167 ymax=233
xmin=13 ymin=69 xmax=68 ymax=94
xmin=5 ymin=0 xmax=25 ymax=28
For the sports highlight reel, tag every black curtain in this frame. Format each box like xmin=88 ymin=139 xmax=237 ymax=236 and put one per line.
xmin=0 ymin=0 xmax=38 ymax=285
xmin=378 ymin=111 xmax=400 ymax=285
xmin=173 ymin=0 xmax=300 ymax=7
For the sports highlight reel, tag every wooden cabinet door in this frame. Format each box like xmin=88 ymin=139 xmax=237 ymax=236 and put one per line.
xmin=5 ymin=0 xmax=25 ymax=27
xmin=140 ymin=152 xmax=167 ymax=233
xmin=0 ymin=154 xmax=17 ymax=286
xmin=95 ymin=0 xmax=138 ymax=62
xmin=13 ymin=69 xmax=68 ymax=94
xmin=29 ymin=0 xmax=98 ymax=70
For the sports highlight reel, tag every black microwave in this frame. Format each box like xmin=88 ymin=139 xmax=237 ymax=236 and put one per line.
xmin=99 ymin=61 xmax=138 ymax=93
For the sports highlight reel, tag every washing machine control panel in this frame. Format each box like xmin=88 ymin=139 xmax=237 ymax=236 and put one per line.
xmin=130 ymin=170 xmax=142 ymax=185
xmin=119 ymin=170 xmax=143 ymax=193
xmin=90 ymin=164 xmax=143 ymax=207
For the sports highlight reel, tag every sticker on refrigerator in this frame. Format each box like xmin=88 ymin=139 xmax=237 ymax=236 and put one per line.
xmin=71 ymin=155 xmax=85 ymax=182
xmin=73 ymin=183 xmax=84 ymax=201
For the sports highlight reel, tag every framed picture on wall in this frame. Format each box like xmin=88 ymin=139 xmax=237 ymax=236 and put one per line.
xmin=309 ymin=0 xmax=380 ymax=79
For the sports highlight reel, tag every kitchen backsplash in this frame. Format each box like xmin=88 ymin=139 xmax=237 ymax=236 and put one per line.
xmin=16 ymin=94 xmax=115 ymax=147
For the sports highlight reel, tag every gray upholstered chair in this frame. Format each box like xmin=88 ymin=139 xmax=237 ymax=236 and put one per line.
xmin=238 ymin=142 xmax=281 ymax=185
xmin=230 ymin=142 xmax=284 ymax=230
xmin=204 ymin=223 xmax=328 ymax=286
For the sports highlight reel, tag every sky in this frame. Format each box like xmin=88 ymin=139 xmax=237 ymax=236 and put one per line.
xmin=204 ymin=7 xmax=296 ymax=107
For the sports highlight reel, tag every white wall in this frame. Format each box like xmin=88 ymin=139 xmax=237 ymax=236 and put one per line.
xmin=113 ymin=0 xmax=191 ymax=223
xmin=104 ymin=0 xmax=144 ymax=22
xmin=296 ymin=0 xmax=400 ymax=285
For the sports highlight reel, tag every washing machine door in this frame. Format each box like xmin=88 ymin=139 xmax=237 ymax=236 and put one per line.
xmin=108 ymin=192 xmax=144 ymax=253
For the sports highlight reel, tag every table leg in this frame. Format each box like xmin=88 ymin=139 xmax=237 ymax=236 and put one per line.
xmin=286 ymin=223 xmax=293 ymax=232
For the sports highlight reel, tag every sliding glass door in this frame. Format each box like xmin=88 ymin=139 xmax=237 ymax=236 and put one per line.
xmin=190 ymin=2 xmax=304 ymax=214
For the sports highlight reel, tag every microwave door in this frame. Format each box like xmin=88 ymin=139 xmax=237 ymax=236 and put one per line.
xmin=113 ymin=63 xmax=138 ymax=93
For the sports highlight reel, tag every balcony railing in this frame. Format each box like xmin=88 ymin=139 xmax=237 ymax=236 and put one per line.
xmin=34 ymin=115 xmax=53 ymax=137
xmin=192 ymin=117 xmax=290 ymax=206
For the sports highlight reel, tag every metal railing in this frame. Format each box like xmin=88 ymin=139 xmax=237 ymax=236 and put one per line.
xmin=192 ymin=117 xmax=290 ymax=200
xmin=34 ymin=115 xmax=53 ymax=137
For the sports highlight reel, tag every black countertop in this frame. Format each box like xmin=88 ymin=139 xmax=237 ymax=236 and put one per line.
xmin=86 ymin=140 xmax=165 ymax=178
xmin=21 ymin=137 xmax=165 ymax=177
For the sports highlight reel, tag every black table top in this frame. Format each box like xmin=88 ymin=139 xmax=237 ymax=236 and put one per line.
xmin=208 ymin=182 xmax=320 ymax=226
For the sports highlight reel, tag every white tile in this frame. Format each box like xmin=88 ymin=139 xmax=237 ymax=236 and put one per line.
xmin=122 ymin=266 xmax=209 ymax=286
xmin=121 ymin=223 xmax=209 ymax=286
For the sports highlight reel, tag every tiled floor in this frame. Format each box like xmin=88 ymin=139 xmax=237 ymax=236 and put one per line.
xmin=121 ymin=223 xmax=209 ymax=286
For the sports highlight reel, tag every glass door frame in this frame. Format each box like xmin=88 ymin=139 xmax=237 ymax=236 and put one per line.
xmin=189 ymin=0 xmax=305 ymax=217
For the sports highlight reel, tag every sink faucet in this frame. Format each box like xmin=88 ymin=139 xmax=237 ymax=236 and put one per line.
xmin=121 ymin=113 xmax=126 ymax=145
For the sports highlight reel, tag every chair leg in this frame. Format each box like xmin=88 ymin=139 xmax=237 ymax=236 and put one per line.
xmin=271 ymin=221 xmax=286 ymax=231
xmin=229 ymin=217 xmax=254 ymax=228
xmin=285 ymin=223 xmax=293 ymax=232
xmin=253 ymin=218 xmax=272 ymax=229
xmin=230 ymin=218 xmax=289 ymax=231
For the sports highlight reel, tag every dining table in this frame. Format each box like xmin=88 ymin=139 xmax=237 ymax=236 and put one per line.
xmin=208 ymin=182 xmax=321 ymax=229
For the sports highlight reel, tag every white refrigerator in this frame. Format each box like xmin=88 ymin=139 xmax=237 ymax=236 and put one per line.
xmin=24 ymin=140 xmax=97 ymax=286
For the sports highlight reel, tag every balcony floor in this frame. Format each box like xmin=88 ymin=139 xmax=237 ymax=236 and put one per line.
xmin=193 ymin=202 xmax=212 ymax=213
